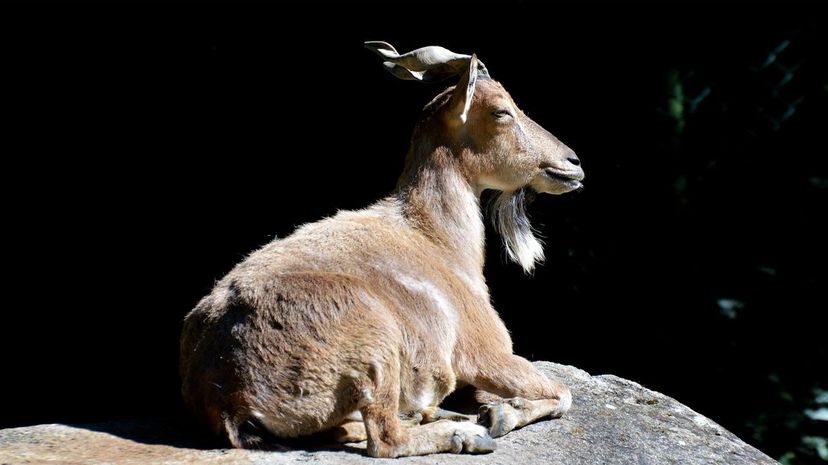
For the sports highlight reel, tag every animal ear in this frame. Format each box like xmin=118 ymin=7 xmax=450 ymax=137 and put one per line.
xmin=448 ymin=54 xmax=479 ymax=124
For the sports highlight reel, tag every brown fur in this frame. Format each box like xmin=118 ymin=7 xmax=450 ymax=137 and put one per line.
xmin=180 ymin=59 xmax=583 ymax=457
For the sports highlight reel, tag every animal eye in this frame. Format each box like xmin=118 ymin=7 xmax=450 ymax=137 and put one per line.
xmin=492 ymin=109 xmax=511 ymax=119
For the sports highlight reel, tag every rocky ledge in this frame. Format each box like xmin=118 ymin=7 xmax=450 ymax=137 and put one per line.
xmin=0 ymin=362 xmax=777 ymax=465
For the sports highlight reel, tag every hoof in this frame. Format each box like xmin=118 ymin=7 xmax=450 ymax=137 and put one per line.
xmin=450 ymin=423 xmax=497 ymax=454
xmin=478 ymin=402 xmax=519 ymax=438
xmin=469 ymin=431 xmax=497 ymax=453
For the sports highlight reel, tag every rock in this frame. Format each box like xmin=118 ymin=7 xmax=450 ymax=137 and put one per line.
xmin=0 ymin=362 xmax=777 ymax=465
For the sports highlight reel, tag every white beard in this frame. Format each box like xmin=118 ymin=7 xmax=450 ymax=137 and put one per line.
xmin=488 ymin=188 xmax=545 ymax=274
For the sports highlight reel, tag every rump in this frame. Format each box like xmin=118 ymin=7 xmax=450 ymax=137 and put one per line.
xmin=180 ymin=271 xmax=402 ymax=444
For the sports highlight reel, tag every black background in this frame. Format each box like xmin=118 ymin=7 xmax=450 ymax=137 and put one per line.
xmin=3 ymin=4 xmax=827 ymax=461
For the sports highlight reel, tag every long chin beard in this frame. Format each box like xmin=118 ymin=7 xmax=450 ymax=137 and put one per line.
xmin=488 ymin=187 xmax=544 ymax=274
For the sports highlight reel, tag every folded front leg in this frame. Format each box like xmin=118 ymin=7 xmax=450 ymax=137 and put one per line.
xmin=478 ymin=397 xmax=565 ymax=437
xmin=465 ymin=352 xmax=572 ymax=438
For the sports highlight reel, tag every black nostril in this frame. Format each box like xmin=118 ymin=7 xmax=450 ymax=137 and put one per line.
xmin=567 ymin=156 xmax=581 ymax=166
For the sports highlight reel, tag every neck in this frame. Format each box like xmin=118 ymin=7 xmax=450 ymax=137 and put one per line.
xmin=394 ymin=145 xmax=485 ymax=272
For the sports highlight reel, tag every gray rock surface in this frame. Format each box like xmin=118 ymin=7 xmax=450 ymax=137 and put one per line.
xmin=0 ymin=362 xmax=777 ymax=465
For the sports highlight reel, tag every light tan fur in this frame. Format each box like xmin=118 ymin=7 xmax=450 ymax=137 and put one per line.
xmin=180 ymin=54 xmax=583 ymax=457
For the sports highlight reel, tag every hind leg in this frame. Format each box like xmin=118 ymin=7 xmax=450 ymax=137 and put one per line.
xmin=327 ymin=412 xmax=423 ymax=444
xmin=328 ymin=421 xmax=367 ymax=443
xmin=333 ymin=412 xmax=489 ymax=454
xmin=358 ymin=357 xmax=494 ymax=457
xmin=362 ymin=407 xmax=495 ymax=457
